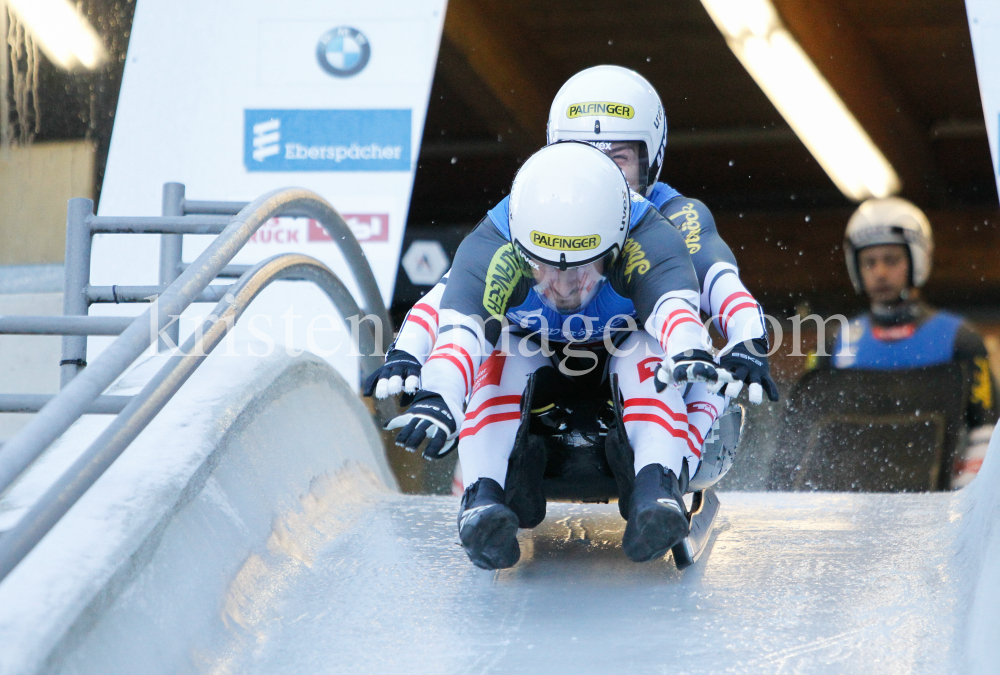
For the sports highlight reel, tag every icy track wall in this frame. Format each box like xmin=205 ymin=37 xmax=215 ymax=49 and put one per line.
xmin=958 ymin=419 xmax=1000 ymax=673
xmin=0 ymin=348 xmax=396 ymax=675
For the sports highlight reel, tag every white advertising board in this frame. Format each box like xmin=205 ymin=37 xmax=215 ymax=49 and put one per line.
xmin=93 ymin=0 xmax=447 ymax=385
xmin=966 ymin=0 xmax=1000 ymax=202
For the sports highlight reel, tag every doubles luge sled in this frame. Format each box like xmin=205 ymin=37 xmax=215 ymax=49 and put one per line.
xmin=671 ymin=487 xmax=719 ymax=569
xmin=504 ymin=372 xmax=724 ymax=570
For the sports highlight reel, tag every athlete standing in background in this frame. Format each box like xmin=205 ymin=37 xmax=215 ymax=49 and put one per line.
xmin=810 ymin=197 xmax=998 ymax=488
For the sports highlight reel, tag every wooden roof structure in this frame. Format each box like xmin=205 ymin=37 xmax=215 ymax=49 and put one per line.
xmin=409 ymin=0 xmax=998 ymax=312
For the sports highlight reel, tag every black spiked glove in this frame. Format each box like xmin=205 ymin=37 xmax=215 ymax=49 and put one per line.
xmin=362 ymin=349 xmax=422 ymax=406
xmin=384 ymin=391 xmax=458 ymax=459
xmin=719 ymin=338 xmax=779 ymax=404
xmin=655 ymin=349 xmax=735 ymax=393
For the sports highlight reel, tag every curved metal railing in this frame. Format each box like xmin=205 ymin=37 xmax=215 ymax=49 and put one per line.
xmin=0 ymin=187 xmax=392 ymax=580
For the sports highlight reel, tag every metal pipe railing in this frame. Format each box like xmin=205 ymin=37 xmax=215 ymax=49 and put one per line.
xmin=0 ymin=253 xmax=380 ymax=581
xmin=0 ymin=395 xmax=132 ymax=414
xmin=183 ymin=197 xmax=315 ymax=220
xmin=178 ymin=262 xmax=319 ymax=281
xmin=88 ymin=216 xmax=232 ymax=234
xmin=182 ymin=199 xmax=251 ymax=214
xmin=0 ymin=185 xmax=391 ymax=504
xmin=86 ymin=284 xmax=234 ymax=304
xmin=0 ymin=316 xmax=133 ymax=335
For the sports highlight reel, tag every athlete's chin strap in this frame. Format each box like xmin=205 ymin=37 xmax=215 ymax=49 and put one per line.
xmin=871 ymin=296 xmax=923 ymax=326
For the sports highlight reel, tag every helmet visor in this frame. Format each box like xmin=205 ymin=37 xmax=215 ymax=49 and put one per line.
xmin=527 ymin=258 xmax=607 ymax=314
xmin=587 ymin=140 xmax=649 ymax=194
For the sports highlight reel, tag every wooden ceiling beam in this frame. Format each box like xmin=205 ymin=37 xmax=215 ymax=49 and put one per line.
xmin=770 ymin=0 xmax=943 ymax=205
xmin=433 ymin=36 xmax=534 ymax=157
xmin=441 ymin=0 xmax=558 ymax=155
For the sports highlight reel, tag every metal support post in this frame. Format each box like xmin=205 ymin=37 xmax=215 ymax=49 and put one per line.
xmin=60 ymin=199 xmax=94 ymax=388
xmin=159 ymin=183 xmax=185 ymax=351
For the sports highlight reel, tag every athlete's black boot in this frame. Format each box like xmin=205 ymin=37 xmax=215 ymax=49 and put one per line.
xmin=458 ymin=478 xmax=520 ymax=570
xmin=622 ymin=463 xmax=689 ymax=563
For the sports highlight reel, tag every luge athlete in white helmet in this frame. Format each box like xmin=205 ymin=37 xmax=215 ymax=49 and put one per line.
xmin=383 ymin=142 xmax=733 ymax=569
xmin=366 ymin=65 xmax=776 ymax=483
xmin=545 ymin=66 xmax=776 ymax=403
xmin=810 ymin=197 xmax=998 ymax=488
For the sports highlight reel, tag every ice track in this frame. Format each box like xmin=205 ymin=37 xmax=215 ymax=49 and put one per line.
xmin=226 ymin=492 xmax=962 ymax=675
xmin=0 ymin=349 xmax=995 ymax=674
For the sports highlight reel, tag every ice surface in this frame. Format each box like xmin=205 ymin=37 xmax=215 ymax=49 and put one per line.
xmin=200 ymin=492 xmax=965 ymax=675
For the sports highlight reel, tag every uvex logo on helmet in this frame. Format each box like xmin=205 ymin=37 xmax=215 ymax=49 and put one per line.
xmin=566 ymin=102 xmax=634 ymax=119
xmin=530 ymin=231 xmax=602 ymax=251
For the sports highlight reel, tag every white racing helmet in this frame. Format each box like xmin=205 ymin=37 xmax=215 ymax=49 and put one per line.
xmin=508 ymin=142 xmax=631 ymax=314
xmin=844 ymin=197 xmax=934 ymax=294
xmin=547 ymin=65 xmax=667 ymax=196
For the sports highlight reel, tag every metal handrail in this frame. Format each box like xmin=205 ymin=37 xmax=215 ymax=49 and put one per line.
xmin=0 ymin=395 xmax=132 ymax=414
xmin=0 ymin=253 xmax=379 ymax=580
xmin=86 ymin=284 xmax=235 ymax=304
xmin=0 ymin=187 xmax=393 ymax=581
xmin=0 ymin=316 xmax=134 ymax=335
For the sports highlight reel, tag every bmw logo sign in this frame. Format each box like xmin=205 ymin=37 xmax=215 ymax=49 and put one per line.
xmin=317 ymin=27 xmax=371 ymax=78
